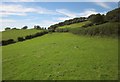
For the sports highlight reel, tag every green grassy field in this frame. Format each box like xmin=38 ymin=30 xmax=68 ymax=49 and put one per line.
xmin=2 ymin=33 xmax=118 ymax=80
xmin=1 ymin=29 xmax=42 ymax=41
xmin=58 ymin=21 xmax=89 ymax=29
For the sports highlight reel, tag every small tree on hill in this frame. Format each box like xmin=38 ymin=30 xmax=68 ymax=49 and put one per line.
xmin=22 ymin=26 xmax=28 ymax=29
xmin=89 ymin=14 xmax=104 ymax=24
xmin=5 ymin=27 xmax=11 ymax=30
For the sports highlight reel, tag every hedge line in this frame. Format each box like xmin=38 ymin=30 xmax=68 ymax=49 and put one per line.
xmin=1 ymin=31 xmax=48 ymax=46
xmin=70 ymin=22 xmax=119 ymax=37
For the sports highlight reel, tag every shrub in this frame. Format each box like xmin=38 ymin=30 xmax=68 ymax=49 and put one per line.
xmin=5 ymin=27 xmax=11 ymax=30
xmin=2 ymin=39 xmax=15 ymax=46
xmin=22 ymin=26 xmax=28 ymax=29
xmin=82 ymin=23 xmax=94 ymax=28
xmin=70 ymin=22 xmax=119 ymax=37
xmin=25 ymin=35 xmax=33 ymax=40
xmin=18 ymin=37 xmax=25 ymax=41
xmin=55 ymin=28 xmax=69 ymax=32
xmin=88 ymin=14 xmax=105 ymax=24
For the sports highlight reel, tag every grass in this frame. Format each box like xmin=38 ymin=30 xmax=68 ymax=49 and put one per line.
xmin=2 ymin=33 xmax=118 ymax=80
xmin=1 ymin=29 xmax=42 ymax=41
xmin=58 ymin=21 xmax=90 ymax=29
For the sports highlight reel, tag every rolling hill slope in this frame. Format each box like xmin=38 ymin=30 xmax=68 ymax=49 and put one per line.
xmin=1 ymin=29 xmax=42 ymax=41
xmin=2 ymin=33 xmax=118 ymax=80
xmin=58 ymin=21 xmax=89 ymax=29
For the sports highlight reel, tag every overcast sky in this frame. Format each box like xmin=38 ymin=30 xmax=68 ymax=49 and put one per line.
xmin=0 ymin=1 xmax=118 ymax=31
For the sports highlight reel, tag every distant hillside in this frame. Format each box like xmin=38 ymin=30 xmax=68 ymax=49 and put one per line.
xmin=48 ymin=17 xmax=87 ymax=30
xmin=69 ymin=22 xmax=119 ymax=37
xmin=48 ymin=8 xmax=120 ymax=31
xmin=58 ymin=21 xmax=90 ymax=29
xmin=2 ymin=29 xmax=42 ymax=41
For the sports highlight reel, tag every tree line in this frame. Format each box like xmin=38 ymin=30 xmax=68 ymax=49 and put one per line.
xmin=5 ymin=25 xmax=47 ymax=31
xmin=48 ymin=8 xmax=120 ymax=31
xmin=48 ymin=17 xmax=87 ymax=31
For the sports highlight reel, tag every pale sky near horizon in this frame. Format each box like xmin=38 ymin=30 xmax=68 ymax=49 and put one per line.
xmin=0 ymin=1 xmax=118 ymax=31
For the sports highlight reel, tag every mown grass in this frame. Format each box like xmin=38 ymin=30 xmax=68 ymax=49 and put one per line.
xmin=2 ymin=33 xmax=118 ymax=80
xmin=1 ymin=29 xmax=42 ymax=41
xmin=58 ymin=21 xmax=90 ymax=29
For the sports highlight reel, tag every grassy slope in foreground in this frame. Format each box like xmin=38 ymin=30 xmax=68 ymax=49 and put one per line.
xmin=2 ymin=29 xmax=42 ymax=41
xmin=2 ymin=33 xmax=118 ymax=80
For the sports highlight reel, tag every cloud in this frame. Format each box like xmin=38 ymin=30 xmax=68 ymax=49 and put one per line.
xmin=56 ymin=17 xmax=73 ymax=21
xmin=56 ymin=9 xmax=101 ymax=21
xmin=2 ymin=0 xmax=119 ymax=2
xmin=0 ymin=4 xmax=58 ymax=17
xmin=95 ymin=2 xmax=111 ymax=9
xmin=56 ymin=9 xmax=77 ymax=18
xmin=0 ymin=19 xmax=16 ymax=23
xmin=3 ymin=0 xmax=35 ymax=2
xmin=79 ymin=9 xmax=99 ymax=17
xmin=35 ymin=20 xmax=59 ymax=28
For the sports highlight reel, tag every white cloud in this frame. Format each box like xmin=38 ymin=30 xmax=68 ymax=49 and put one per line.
xmin=3 ymin=0 xmax=35 ymax=2
xmin=79 ymin=9 xmax=99 ymax=17
xmin=0 ymin=4 xmax=57 ymax=17
xmin=2 ymin=0 xmax=119 ymax=2
xmin=56 ymin=9 xmax=77 ymax=18
xmin=34 ymin=20 xmax=59 ymax=28
xmin=95 ymin=2 xmax=111 ymax=9
xmin=56 ymin=9 xmax=101 ymax=21
xmin=0 ymin=19 xmax=16 ymax=23
xmin=57 ymin=17 xmax=73 ymax=21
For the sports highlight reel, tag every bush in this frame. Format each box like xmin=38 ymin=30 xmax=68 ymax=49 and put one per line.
xmin=2 ymin=39 xmax=15 ymax=46
xmin=70 ymin=22 xmax=119 ymax=37
xmin=88 ymin=14 xmax=105 ymax=24
xmin=55 ymin=28 xmax=69 ymax=32
xmin=82 ymin=23 xmax=94 ymax=28
xmin=25 ymin=35 xmax=33 ymax=40
xmin=5 ymin=27 xmax=11 ymax=30
xmin=18 ymin=37 xmax=25 ymax=41
xmin=22 ymin=26 xmax=28 ymax=29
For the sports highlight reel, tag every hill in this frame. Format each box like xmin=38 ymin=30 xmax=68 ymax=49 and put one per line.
xmin=69 ymin=22 xmax=119 ymax=37
xmin=2 ymin=33 xmax=118 ymax=80
xmin=1 ymin=29 xmax=42 ymax=41
xmin=58 ymin=21 xmax=89 ymax=29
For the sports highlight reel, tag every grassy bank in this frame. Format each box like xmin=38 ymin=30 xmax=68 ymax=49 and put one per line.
xmin=2 ymin=33 xmax=118 ymax=80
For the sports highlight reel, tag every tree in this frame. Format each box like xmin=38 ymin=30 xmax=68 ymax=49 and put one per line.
xmin=18 ymin=37 xmax=24 ymax=41
xmin=22 ymin=26 xmax=28 ymax=29
xmin=12 ymin=28 xmax=18 ymax=30
xmin=5 ymin=27 xmax=11 ymax=30
xmin=106 ymin=8 xmax=120 ymax=22
xmin=34 ymin=25 xmax=41 ymax=29
xmin=89 ymin=14 xmax=104 ymax=24
xmin=2 ymin=39 xmax=15 ymax=46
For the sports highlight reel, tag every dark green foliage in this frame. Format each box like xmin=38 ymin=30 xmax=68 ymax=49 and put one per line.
xmin=22 ymin=26 xmax=28 ymax=29
xmin=5 ymin=27 xmax=11 ymax=30
xmin=55 ymin=28 xmax=69 ymax=32
xmin=48 ymin=17 xmax=87 ymax=30
xmin=25 ymin=35 xmax=33 ymax=39
xmin=89 ymin=14 xmax=105 ymax=24
xmin=82 ymin=22 xmax=94 ymax=28
xmin=106 ymin=8 xmax=120 ymax=22
xmin=24 ymin=31 xmax=48 ymax=40
xmin=34 ymin=25 xmax=42 ymax=30
xmin=12 ymin=28 xmax=19 ymax=30
xmin=48 ymin=28 xmax=55 ymax=32
xmin=1 ymin=30 xmax=48 ymax=46
xmin=18 ymin=37 xmax=25 ymax=41
xmin=70 ymin=22 xmax=119 ymax=37
xmin=2 ymin=39 xmax=16 ymax=46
